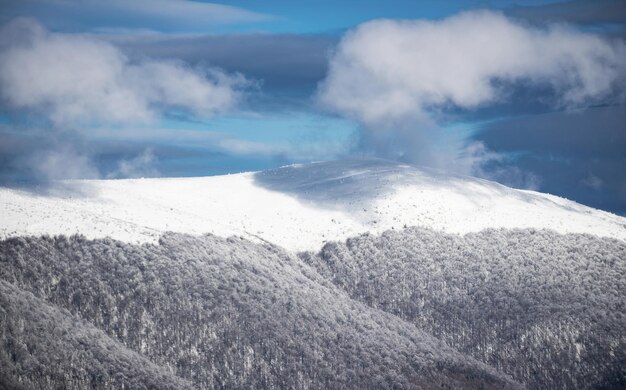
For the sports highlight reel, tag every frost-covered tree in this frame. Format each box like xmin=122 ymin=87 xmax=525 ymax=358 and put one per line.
xmin=0 ymin=233 xmax=519 ymax=389
xmin=301 ymin=227 xmax=626 ymax=389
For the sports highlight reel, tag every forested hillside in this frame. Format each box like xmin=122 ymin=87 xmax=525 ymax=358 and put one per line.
xmin=0 ymin=233 xmax=519 ymax=389
xmin=0 ymin=280 xmax=193 ymax=390
xmin=301 ymin=228 xmax=626 ymax=389
xmin=1 ymin=227 xmax=623 ymax=389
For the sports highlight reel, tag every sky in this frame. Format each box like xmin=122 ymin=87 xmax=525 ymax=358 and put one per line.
xmin=0 ymin=0 xmax=625 ymax=214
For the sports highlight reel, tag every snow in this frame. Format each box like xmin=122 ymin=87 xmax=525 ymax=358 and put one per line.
xmin=1 ymin=158 xmax=625 ymax=252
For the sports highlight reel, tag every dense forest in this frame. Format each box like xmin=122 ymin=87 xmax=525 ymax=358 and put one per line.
xmin=0 ymin=233 xmax=519 ymax=389
xmin=301 ymin=227 xmax=626 ymax=389
xmin=1 ymin=227 xmax=624 ymax=389
xmin=0 ymin=280 xmax=193 ymax=389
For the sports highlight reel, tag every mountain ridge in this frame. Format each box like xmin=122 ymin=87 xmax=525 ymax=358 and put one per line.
xmin=1 ymin=158 xmax=625 ymax=252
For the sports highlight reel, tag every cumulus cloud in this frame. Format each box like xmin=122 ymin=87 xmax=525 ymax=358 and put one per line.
xmin=0 ymin=18 xmax=248 ymax=127
xmin=318 ymin=10 xmax=626 ymax=177
xmin=319 ymin=10 xmax=625 ymax=124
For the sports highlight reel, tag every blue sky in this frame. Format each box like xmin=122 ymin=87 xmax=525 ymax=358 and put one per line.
xmin=0 ymin=0 xmax=625 ymax=214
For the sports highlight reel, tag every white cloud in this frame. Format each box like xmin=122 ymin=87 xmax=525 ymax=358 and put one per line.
xmin=0 ymin=18 xmax=248 ymax=127
xmin=317 ymin=10 xmax=626 ymax=177
xmin=319 ymin=10 xmax=626 ymax=125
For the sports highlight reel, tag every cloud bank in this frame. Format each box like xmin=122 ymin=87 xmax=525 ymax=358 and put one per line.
xmin=0 ymin=18 xmax=248 ymax=127
xmin=318 ymin=10 xmax=626 ymax=175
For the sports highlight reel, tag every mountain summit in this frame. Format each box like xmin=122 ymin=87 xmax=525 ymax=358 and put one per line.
xmin=2 ymin=158 xmax=624 ymax=251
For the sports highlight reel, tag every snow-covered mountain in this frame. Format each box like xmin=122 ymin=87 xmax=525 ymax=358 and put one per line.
xmin=1 ymin=158 xmax=624 ymax=252
xmin=1 ymin=158 xmax=625 ymax=389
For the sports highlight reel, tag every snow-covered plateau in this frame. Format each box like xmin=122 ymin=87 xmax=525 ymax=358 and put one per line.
xmin=1 ymin=158 xmax=625 ymax=251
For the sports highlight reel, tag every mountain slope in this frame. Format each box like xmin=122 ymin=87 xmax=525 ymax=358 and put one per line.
xmin=0 ymin=233 xmax=521 ymax=389
xmin=0 ymin=280 xmax=193 ymax=389
xmin=2 ymin=158 xmax=625 ymax=389
xmin=300 ymin=227 xmax=626 ymax=388
xmin=1 ymin=158 xmax=625 ymax=252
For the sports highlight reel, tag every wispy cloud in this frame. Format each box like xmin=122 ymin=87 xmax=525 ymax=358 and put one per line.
xmin=19 ymin=140 xmax=101 ymax=182
xmin=90 ymin=123 xmax=351 ymax=161
xmin=1 ymin=0 xmax=274 ymax=32
xmin=475 ymin=105 xmax=626 ymax=212
xmin=107 ymin=148 xmax=159 ymax=179
xmin=110 ymin=32 xmax=337 ymax=106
